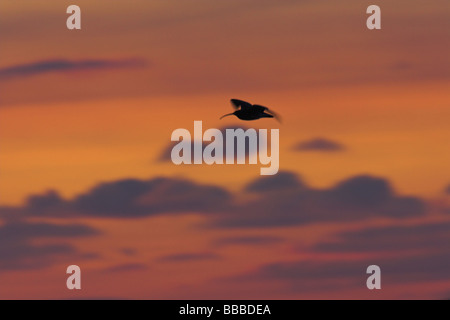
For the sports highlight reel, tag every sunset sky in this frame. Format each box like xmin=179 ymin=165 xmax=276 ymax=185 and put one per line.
xmin=0 ymin=0 xmax=449 ymax=299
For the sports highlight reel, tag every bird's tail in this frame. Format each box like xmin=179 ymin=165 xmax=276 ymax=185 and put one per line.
xmin=266 ymin=109 xmax=282 ymax=123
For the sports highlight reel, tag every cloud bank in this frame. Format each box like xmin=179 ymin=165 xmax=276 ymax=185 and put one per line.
xmin=2 ymin=171 xmax=425 ymax=228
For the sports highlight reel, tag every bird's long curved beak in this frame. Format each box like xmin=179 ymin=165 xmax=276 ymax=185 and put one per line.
xmin=220 ymin=113 xmax=234 ymax=119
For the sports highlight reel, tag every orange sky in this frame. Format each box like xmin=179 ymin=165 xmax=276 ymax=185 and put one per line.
xmin=1 ymin=81 xmax=449 ymax=205
xmin=0 ymin=0 xmax=449 ymax=299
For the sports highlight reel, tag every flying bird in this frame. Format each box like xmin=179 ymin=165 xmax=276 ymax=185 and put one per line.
xmin=220 ymin=99 xmax=281 ymax=122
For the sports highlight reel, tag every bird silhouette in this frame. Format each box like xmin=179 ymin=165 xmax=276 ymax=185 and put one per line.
xmin=220 ymin=99 xmax=281 ymax=122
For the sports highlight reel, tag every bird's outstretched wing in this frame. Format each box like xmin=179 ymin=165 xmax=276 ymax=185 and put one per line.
xmin=231 ymin=99 xmax=252 ymax=110
xmin=252 ymin=104 xmax=269 ymax=112
xmin=253 ymin=104 xmax=282 ymax=123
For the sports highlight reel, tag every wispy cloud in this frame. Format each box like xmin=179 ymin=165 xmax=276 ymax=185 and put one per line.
xmin=158 ymin=252 xmax=219 ymax=262
xmin=0 ymin=221 xmax=99 ymax=271
xmin=213 ymin=235 xmax=283 ymax=247
xmin=293 ymin=137 xmax=346 ymax=152
xmin=0 ymin=58 xmax=147 ymax=81
xmin=314 ymin=221 xmax=450 ymax=253
xmin=228 ymin=221 xmax=450 ymax=295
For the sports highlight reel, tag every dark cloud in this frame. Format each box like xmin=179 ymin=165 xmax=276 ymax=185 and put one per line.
xmin=248 ymin=259 xmax=366 ymax=289
xmin=223 ymin=218 xmax=450 ymax=294
xmin=292 ymin=138 xmax=345 ymax=152
xmin=0 ymin=58 xmax=146 ymax=81
xmin=157 ymin=125 xmax=266 ymax=163
xmin=239 ymin=251 xmax=450 ymax=293
xmin=314 ymin=221 xmax=450 ymax=253
xmin=0 ymin=221 xmax=99 ymax=242
xmin=26 ymin=190 xmax=64 ymax=210
xmin=210 ymin=173 xmax=425 ymax=228
xmin=1 ymin=172 xmax=425 ymax=227
xmin=230 ymin=220 xmax=450 ymax=294
xmin=244 ymin=171 xmax=305 ymax=193
xmin=0 ymin=242 xmax=75 ymax=271
xmin=72 ymin=177 xmax=231 ymax=217
xmin=158 ymin=252 xmax=219 ymax=262
xmin=214 ymin=235 xmax=283 ymax=247
xmin=14 ymin=176 xmax=231 ymax=218
xmin=73 ymin=179 xmax=158 ymax=215
xmin=332 ymin=175 xmax=392 ymax=207
xmin=0 ymin=221 xmax=99 ymax=271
